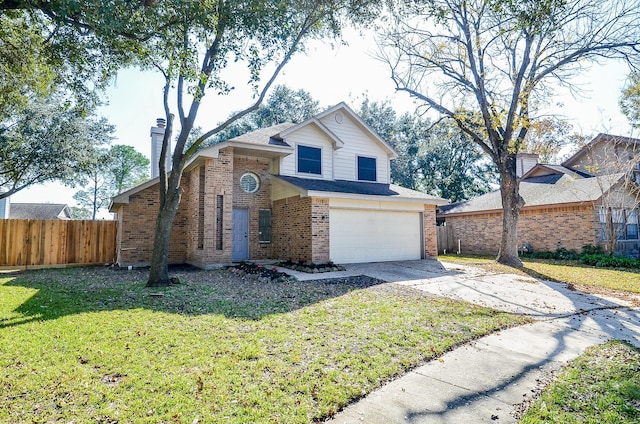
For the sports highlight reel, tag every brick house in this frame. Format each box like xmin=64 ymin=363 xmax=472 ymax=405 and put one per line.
xmin=110 ymin=103 xmax=447 ymax=268
xmin=438 ymin=134 xmax=640 ymax=257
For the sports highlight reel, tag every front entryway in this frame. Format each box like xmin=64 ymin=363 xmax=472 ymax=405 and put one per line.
xmin=232 ymin=208 xmax=249 ymax=261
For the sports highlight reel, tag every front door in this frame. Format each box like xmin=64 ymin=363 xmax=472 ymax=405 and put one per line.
xmin=232 ymin=208 xmax=249 ymax=261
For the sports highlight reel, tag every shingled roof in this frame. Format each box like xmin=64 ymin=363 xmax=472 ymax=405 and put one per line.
xmin=439 ymin=173 xmax=625 ymax=215
xmin=8 ymin=203 xmax=71 ymax=220
xmin=227 ymin=123 xmax=294 ymax=146
xmin=275 ymin=175 xmax=448 ymax=204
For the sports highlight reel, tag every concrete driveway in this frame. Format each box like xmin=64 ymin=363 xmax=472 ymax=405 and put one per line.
xmin=307 ymin=259 xmax=640 ymax=423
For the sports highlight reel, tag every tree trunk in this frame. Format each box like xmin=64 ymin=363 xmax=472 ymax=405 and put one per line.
xmin=496 ymin=154 xmax=524 ymax=267
xmin=147 ymin=188 xmax=182 ymax=287
xmin=92 ymin=176 xmax=98 ymax=220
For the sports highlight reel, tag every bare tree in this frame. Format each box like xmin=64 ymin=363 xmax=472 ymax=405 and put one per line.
xmin=380 ymin=0 xmax=640 ymax=266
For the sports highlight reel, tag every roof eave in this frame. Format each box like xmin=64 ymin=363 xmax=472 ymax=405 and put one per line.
xmin=305 ymin=190 xmax=448 ymax=205
xmin=109 ymin=176 xmax=160 ymax=211
xmin=438 ymin=200 xmax=599 ymax=217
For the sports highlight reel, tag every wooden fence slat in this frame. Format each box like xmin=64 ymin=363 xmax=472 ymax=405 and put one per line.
xmin=0 ymin=219 xmax=117 ymax=268
xmin=437 ymin=225 xmax=455 ymax=254
xmin=0 ymin=220 xmax=5 ymax=266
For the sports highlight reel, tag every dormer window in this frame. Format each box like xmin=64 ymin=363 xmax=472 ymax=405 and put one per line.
xmin=298 ymin=145 xmax=321 ymax=175
xmin=357 ymin=156 xmax=377 ymax=181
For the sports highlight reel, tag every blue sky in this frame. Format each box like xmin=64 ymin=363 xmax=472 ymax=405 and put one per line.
xmin=11 ymin=28 xmax=636 ymax=212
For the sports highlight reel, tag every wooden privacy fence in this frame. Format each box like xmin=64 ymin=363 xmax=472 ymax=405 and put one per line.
xmin=436 ymin=225 xmax=456 ymax=254
xmin=0 ymin=219 xmax=117 ymax=268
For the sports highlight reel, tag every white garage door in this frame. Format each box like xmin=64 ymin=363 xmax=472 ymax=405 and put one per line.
xmin=329 ymin=209 xmax=422 ymax=263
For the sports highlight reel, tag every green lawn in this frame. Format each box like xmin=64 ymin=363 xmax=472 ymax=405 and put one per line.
xmin=0 ymin=267 xmax=526 ymax=423
xmin=520 ymin=341 xmax=640 ymax=424
xmin=439 ymin=254 xmax=640 ymax=295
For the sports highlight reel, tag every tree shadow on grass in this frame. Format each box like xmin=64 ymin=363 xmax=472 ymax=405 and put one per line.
xmin=0 ymin=265 xmax=386 ymax=329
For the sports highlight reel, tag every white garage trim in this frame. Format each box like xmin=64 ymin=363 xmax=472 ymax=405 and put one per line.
xmin=329 ymin=209 xmax=423 ymax=264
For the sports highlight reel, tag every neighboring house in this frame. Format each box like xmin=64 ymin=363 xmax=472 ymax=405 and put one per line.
xmin=7 ymin=203 xmax=72 ymax=220
xmin=438 ymin=134 xmax=640 ymax=257
xmin=110 ymin=103 xmax=447 ymax=268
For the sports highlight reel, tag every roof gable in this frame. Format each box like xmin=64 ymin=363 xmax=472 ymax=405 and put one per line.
xmin=562 ymin=133 xmax=640 ymax=169
xmin=280 ymin=102 xmax=398 ymax=158
xmin=521 ymin=164 xmax=590 ymax=180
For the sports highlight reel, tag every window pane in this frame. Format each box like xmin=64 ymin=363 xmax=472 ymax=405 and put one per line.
xmin=298 ymin=145 xmax=321 ymax=174
xmin=357 ymin=156 xmax=377 ymax=181
xmin=599 ymin=207 xmax=608 ymax=224
xmin=612 ymin=208 xmax=624 ymax=223
xmin=259 ymin=209 xmax=272 ymax=243
xmin=627 ymin=224 xmax=639 ymax=240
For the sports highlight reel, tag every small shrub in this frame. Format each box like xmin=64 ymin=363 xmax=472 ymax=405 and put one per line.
xmin=554 ymin=247 xmax=580 ymax=260
xmin=580 ymin=254 xmax=640 ymax=269
xmin=521 ymin=247 xmax=579 ymax=260
xmin=581 ymin=244 xmax=603 ymax=255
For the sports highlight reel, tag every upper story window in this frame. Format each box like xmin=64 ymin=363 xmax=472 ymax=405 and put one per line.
xmin=298 ymin=145 xmax=321 ymax=175
xmin=357 ymin=156 xmax=377 ymax=181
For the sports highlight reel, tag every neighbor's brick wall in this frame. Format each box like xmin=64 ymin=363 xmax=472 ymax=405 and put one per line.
xmin=443 ymin=205 xmax=597 ymax=255
xmin=116 ymin=180 xmax=190 ymax=266
xmin=272 ymin=195 xmax=313 ymax=262
xmin=424 ymin=204 xmax=438 ymax=257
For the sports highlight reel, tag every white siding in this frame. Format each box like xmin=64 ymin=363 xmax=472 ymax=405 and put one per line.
xmin=320 ymin=113 xmax=390 ymax=183
xmin=516 ymin=153 xmax=539 ymax=177
xmin=0 ymin=195 xmax=9 ymax=219
xmin=279 ymin=125 xmax=334 ymax=180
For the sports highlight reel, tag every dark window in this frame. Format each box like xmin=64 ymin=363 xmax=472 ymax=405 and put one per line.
xmin=598 ymin=208 xmax=639 ymax=241
xmin=198 ymin=166 xmax=205 ymax=249
xmin=357 ymin=156 xmax=377 ymax=181
xmin=259 ymin=209 xmax=272 ymax=243
xmin=216 ymin=195 xmax=224 ymax=250
xmin=297 ymin=145 xmax=321 ymax=175
xmin=627 ymin=210 xmax=638 ymax=240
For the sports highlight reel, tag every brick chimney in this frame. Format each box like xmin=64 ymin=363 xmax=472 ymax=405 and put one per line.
xmin=150 ymin=118 xmax=171 ymax=179
xmin=516 ymin=152 xmax=539 ymax=177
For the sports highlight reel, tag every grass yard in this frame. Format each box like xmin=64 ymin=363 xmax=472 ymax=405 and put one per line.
xmin=520 ymin=341 xmax=640 ymax=423
xmin=0 ymin=266 xmax=527 ymax=423
xmin=439 ymin=254 xmax=640 ymax=296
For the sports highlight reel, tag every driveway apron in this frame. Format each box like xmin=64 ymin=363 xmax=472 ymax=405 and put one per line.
xmin=325 ymin=260 xmax=640 ymax=424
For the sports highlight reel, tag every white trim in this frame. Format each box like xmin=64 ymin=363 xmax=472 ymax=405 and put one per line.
xmin=239 ymin=172 xmax=260 ymax=193
xmin=307 ymin=190 xmax=448 ymax=205
xmin=280 ymin=102 xmax=397 ymax=158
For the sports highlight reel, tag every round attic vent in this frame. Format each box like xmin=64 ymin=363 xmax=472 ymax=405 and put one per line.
xmin=335 ymin=112 xmax=344 ymax=124
xmin=239 ymin=172 xmax=260 ymax=193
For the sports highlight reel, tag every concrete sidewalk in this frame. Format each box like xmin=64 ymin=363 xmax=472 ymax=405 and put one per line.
xmin=323 ymin=260 xmax=640 ymax=423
